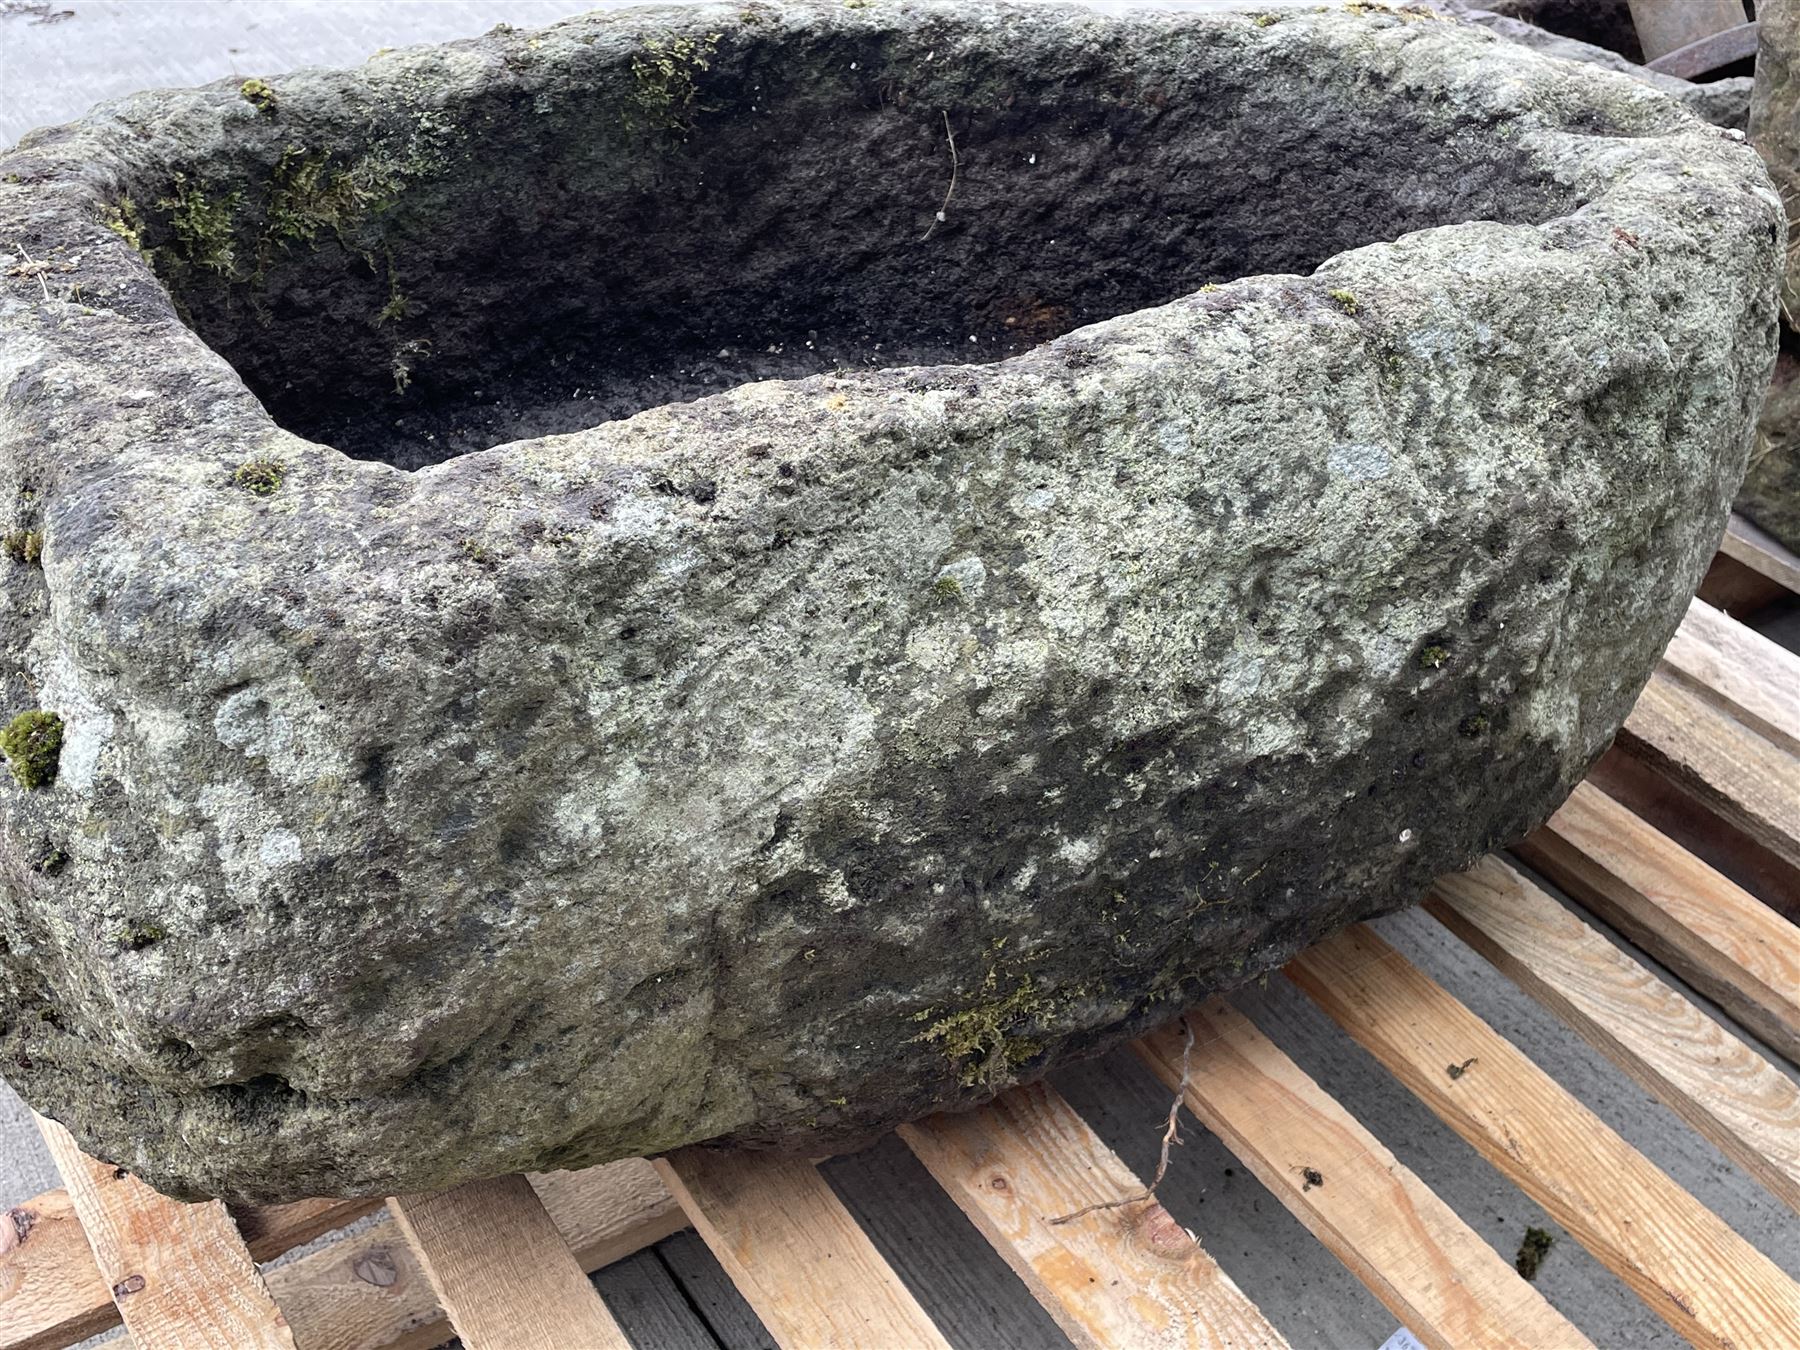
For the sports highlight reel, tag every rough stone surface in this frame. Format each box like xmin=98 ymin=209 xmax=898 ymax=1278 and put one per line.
xmin=0 ymin=1 xmax=1781 ymax=1202
xmin=1446 ymin=0 xmax=1799 ymax=549
xmin=1433 ymin=0 xmax=1754 ymax=129
xmin=1748 ymin=0 xmax=1800 ymax=548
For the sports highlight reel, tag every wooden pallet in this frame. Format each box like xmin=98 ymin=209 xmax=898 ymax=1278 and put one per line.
xmin=4 ymin=521 xmax=1798 ymax=1350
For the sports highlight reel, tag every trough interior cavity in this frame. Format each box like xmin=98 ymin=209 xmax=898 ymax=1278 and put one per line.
xmin=129 ymin=19 xmax=1571 ymax=470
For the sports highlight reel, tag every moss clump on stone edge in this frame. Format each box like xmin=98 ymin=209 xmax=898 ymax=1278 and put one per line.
xmin=627 ymin=33 xmax=722 ymax=133
xmin=240 ymin=78 xmax=279 ymax=116
xmin=1 ymin=710 xmax=63 ymax=789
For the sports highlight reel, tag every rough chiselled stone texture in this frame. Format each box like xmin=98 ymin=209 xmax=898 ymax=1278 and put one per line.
xmin=0 ymin=1 xmax=1782 ymax=1201
xmin=1749 ymin=0 xmax=1800 ymax=549
xmin=1434 ymin=0 xmax=1753 ymax=129
xmin=1447 ymin=0 xmax=1797 ymax=548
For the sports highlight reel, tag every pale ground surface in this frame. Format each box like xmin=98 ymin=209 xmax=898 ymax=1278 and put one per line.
xmin=1 ymin=4 xmax=1798 ymax=1349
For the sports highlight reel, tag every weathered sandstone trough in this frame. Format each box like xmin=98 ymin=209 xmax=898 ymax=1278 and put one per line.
xmin=0 ymin=2 xmax=1782 ymax=1201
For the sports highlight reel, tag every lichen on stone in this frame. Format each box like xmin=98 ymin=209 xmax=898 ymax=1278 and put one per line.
xmin=240 ymin=78 xmax=279 ymax=116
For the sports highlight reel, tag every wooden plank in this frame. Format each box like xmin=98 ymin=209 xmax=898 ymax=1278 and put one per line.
xmin=590 ymin=1248 xmax=719 ymax=1350
xmin=1617 ymin=666 xmax=1800 ymax=873
xmin=1515 ymin=781 xmax=1800 ymax=1065
xmin=35 ymin=1115 xmax=296 ymax=1350
xmin=1 ymin=1188 xmax=378 ymax=1350
xmin=1663 ymin=599 xmax=1800 ymax=755
xmin=0 ymin=1186 xmax=115 ymax=1350
xmin=820 ymin=1135 xmax=1067 ymax=1349
xmin=1429 ymin=857 xmax=1800 ymax=1215
xmin=653 ymin=1230 xmax=778 ymax=1350
xmin=899 ymin=1080 xmax=1288 ymax=1349
xmin=1287 ymin=925 xmax=1800 ymax=1350
xmin=270 ymin=1161 xmax=683 ymax=1350
xmin=1132 ymin=1002 xmax=1586 ymax=1350
xmin=230 ymin=1197 xmax=381 ymax=1261
xmin=0 ymin=1159 xmax=680 ymax=1350
xmin=656 ymin=1149 xmax=952 ymax=1350
xmin=1694 ymin=548 xmax=1789 ymax=617
xmin=1586 ymin=747 xmax=1800 ymax=924
xmin=1720 ymin=511 xmax=1800 ymax=595
xmin=388 ymin=1173 xmax=629 ymax=1350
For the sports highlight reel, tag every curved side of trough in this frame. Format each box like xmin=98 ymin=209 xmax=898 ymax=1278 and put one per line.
xmin=0 ymin=1 xmax=1783 ymax=1200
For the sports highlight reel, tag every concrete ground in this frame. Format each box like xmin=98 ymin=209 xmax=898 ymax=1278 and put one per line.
xmin=2 ymin=4 xmax=1798 ymax=1348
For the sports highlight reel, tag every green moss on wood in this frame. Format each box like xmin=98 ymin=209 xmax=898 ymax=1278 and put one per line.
xmin=1 ymin=710 xmax=63 ymax=790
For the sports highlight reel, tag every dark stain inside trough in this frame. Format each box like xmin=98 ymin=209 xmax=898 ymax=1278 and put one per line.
xmin=140 ymin=17 xmax=1569 ymax=470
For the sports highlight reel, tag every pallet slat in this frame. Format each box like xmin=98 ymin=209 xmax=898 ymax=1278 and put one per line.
xmin=229 ymin=1198 xmax=382 ymax=1260
xmin=1618 ymin=666 xmax=1800 ymax=873
xmin=273 ymin=1162 xmax=680 ymax=1350
xmin=1287 ymin=925 xmax=1800 ymax=1350
xmin=656 ymin=1149 xmax=951 ymax=1350
xmin=1429 ymin=857 xmax=1800 ymax=1215
xmin=389 ymin=1173 xmax=629 ymax=1350
xmin=1134 ymin=1001 xmax=1586 ymax=1350
xmin=35 ymin=1116 xmax=296 ymax=1350
xmin=0 ymin=1161 xmax=677 ymax=1350
xmin=0 ymin=1186 xmax=115 ymax=1350
xmin=899 ymin=1080 xmax=1287 ymax=1349
xmin=1720 ymin=511 xmax=1800 ymax=595
xmin=1515 ymin=781 xmax=1800 ymax=1066
xmin=1664 ymin=599 xmax=1800 ymax=754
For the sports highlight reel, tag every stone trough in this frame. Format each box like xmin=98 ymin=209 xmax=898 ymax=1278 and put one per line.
xmin=0 ymin=1 xmax=1782 ymax=1202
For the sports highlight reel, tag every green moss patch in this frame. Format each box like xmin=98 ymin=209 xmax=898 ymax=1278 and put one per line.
xmin=2 ymin=529 xmax=42 ymax=565
xmin=627 ymin=33 xmax=722 ymax=133
xmin=233 ymin=458 xmax=286 ymax=496
xmin=240 ymin=78 xmax=279 ymax=116
xmin=912 ymin=949 xmax=1061 ymax=1088
xmin=158 ymin=173 xmax=242 ymax=276
xmin=1 ymin=710 xmax=63 ymax=790
xmin=1515 ymin=1225 xmax=1555 ymax=1280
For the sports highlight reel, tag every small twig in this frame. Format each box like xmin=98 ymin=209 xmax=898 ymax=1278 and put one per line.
xmin=11 ymin=241 xmax=52 ymax=302
xmin=1048 ymin=1019 xmax=1194 ymax=1225
xmin=920 ymin=110 xmax=958 ymax=242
